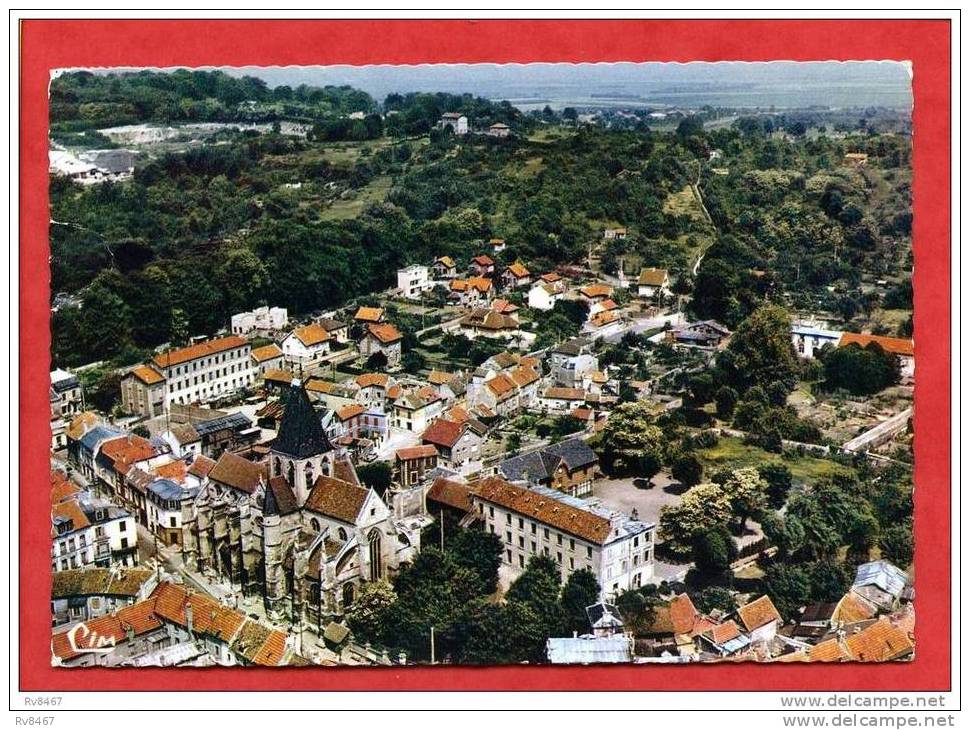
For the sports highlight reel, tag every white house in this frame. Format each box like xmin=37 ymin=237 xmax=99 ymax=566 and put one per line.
xmin=473 ymin=477 xmax=655 ymax=599
xmin=791 ymin=322 xmax=843 ymax=359
xmin=438 ymin=113 xmax=468 ymax=135
xmin=52 ymin=492 xmax=138 ymax=572
xmin=151 ymin=336 xmax=255 ymax=407
xmin=396 ymin=265 xmax=433 ymax=300
xmin=281 ymin=323 xmax=331 ymax=367
xmin=487 ymin=123 xmax=511 ymax=138
xmin=637 ymin=268 xmax=670 ymax=299
xmin=230 ymin=306 xmax=288 ymax=336
xmin=528 ymin=281 xmax=564 ymax=311
xmin=250 ymin=343 xmax=284 ymax=376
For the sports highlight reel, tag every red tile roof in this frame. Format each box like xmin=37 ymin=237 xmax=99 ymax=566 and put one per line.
xmin=638 ymin=268 xmax=669 ymax=287
xmin=844 ymin=618 xmax=914 ymax=662
xmin=808 ymin=638 xmax=850 ymax=662
xmin=427 ymin=477 xmax=476 ymax=513
xmin=838 ymin=332 xmax=914 ymax=357
xmin=737 ymin=595 xmax=782 ymax=632
xmin=207 ymin=452 xmax=267 ymax=494
xmin=251 ymin=344 xmax=283 ymax=362
xmin=473 ymin=476 xmax=612 ymax=545
xmin=544 ymin=387 xmax=586 ymax=401
xmin=51 ymin=469 xmax=81 ymax=504
xmin=356 ymin=373 xmax=391 ymax=389
xmin=472 ymin=254 xmax=495 ymax=267
xmin=421 ymin=418 xmax=465 ymax=449
xmin=291 ymin=323 xmax=330 ymax=348
xmin=304 ymin=475 xmax=369 ymax=524
xmin=337 ymin=404 xmax=365 ymax=421
xmin=580 ymin=283 xmax=613 ymax=299
xmin=129 ymin=365 xmax=166 ymax=385
xmin=396 ymin=444 xmax=439 ymax=461
xmin=669 ymin=593 xmax=701 ymax=635
xmin=366 ymin=322 xmax=403 ymax=344
xmin=354 ymin=306 xmax=384 ymax=323
xmin=153 ymin=336 xmax=248 ymax=369
xmin=507 ymin=262 xmax=530 ymax=278
xmin=707 ymin=620 xmax=742 ymax=645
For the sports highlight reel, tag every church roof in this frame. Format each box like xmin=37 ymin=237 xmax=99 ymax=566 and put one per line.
xmin=271 ymin=381 xmax=333 ymax=458
xmin=264 ymin=476 xmax=299 ymax=516
xmin=304 ymin=475 xmax=370 ymax=524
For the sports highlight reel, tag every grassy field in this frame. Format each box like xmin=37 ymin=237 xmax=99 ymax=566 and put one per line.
xmin=696 ymin=436 xmax=853 ymax=484
xmin=318 ymin=175 xmax=393 ymax=220
xmin=663 ymin=185 xmax=708 ymax=222
xmin=526 ymin=126 xmax=576 ymax=144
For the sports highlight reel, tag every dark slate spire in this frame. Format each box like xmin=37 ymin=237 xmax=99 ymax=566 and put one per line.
xmin=263 ymin=480 xmax=280 ymax=516
xmin=271 ymin=380 xmax=332 ymax=458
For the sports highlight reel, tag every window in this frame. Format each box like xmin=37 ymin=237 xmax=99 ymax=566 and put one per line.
xmin=120 ymin=537 xmax=129 ymax=549
xmin=506 ymin=531 xmax=512 ymax=544
xmin=489 ymin=506 xmax=494 ymax=518
xmin=557 ymin=534 xmax=562 ymax=545
xmin=119 ymin=521 xmax=127 ymax=532
xmin=569 ymin=557 xmax=575 ymax=569
xmin=569 ymin=539 xmax=575 ymax=551
xmin=586 ymin=546 xmax=593 ymax=559
xmin=531 ymin=523 xmax=536 ymax=535
xmin=170 ymin=517 xmax=177 ymax=528
xmin=518 ymin=518 xmax=524 ymax=529
xmin=543 ymin=528 xmax=549 ymax=539
xmin=518 ymin=536 xmax=524 ymax=548
xmin=338 ymin=527 xmax=347 ymax=541
xmin=518 ymin=555 xmax=525 ymax=568
xmin=634 ymin=536 xmax=639 ymax=547
xmin=506 ymin=549 xmax=512 ymax=562
xmin=556 ymin=552 xmax=562 ymax=564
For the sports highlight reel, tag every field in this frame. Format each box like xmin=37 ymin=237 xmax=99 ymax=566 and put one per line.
xmin=696 ymin=436 xmax=853 ymax=485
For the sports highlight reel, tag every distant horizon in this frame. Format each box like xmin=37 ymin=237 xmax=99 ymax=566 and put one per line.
xmin=68 ymin=61 xmax=913 ymax=111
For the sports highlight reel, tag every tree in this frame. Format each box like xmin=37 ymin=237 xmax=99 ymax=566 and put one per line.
xmin=758 ymin=463 xmax=793 ymax=509
xmin=693 ymin=586 xmax=738 ymax=616
xmin=365 ymin=350 xmax=389 ymax=371
xmin=767 ymin=381 xmax=790 ymax=407
xmin=676 ymin=115 xmax=705 ymax=138
xmin=659 ymin=483 xmax=732 ymax=558
xmin=716 ymin=467 xmax=768 ymax=532
xmin=356 ymin=461 xmax=393 ymax=497
xmin=560 ymin=568 xmax=601 ymax=636
xmin=879 ymin=524 xmax=914 ymax=567
xmin=450 ymin=528 xmax=503 ymax=595
xmin=691 ymin=525 xmax=738 ymax=576
xmin=687 ymin=373 xmax=715 ymax=405
xmin=505 ymin=432 xmax=522 ymax=454
xmin=671 ymin=452 xmax=704 ymax=488
xmin=806 ymin=560 xmax=853 ymax=603
xmin=718 ymin=304 xmax=800 ymax=395
xmin=821 ymin=343 xmax=901 ymax=395
xmin=76 ymin=283 xmax=133 ymax=362
xmin=507 ymin=555 xmax=567 ymax=640
xmin=762 ymin=563 xmax=810 ymax=622
xmin=599 ymin=401 xmax=667 ymax=477
xmin=715 ymin=385 xmax=738 ymax=420
xmin=170 ymin=307 xmax=190 ymax=347
xmin=346 ymin=580 xmax=396 ymax=643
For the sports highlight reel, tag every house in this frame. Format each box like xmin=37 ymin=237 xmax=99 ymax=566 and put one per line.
xmin=427 ymin=369 xmax=467 ymax=402
xmin=850 ymin=560 xmax=910 ymax=612
xmin=736 ymin=595 xmax=783 ymax=644
xmin=470 ymin=254 xmax=496 ymax=277
xmin=791 ymin=322 xmax=843 ymax=359
xmin=501 ymin=261 xmax=531 ymax=289
xmin=547 ymin=635 xmax=632 ymax=664
xmin=844 ymin=618 xmax=914 ymax=662
xmin=51 ymin=567 xmax=157 ymax=628
xmin=466 ymin=363 xmax=541 ymax=417
xmin=353 ymin=306 xmax=385 ymax=325
xmin=51 ymin=480 xmax=138 ymax=572
xmin=458 ymin=307 xmax=522 ymax=341
xmin=425 ymin=477 xmax=477 ymax=522
xmin=305 ymin=379 xmax=357 ymax=413
xmin=150 ymin=335 xmax=255 ymax=407
xmin=697 ymin=620 xmax=751 ymax=657
xmin=528 ymin=280 xmax=564 ymax=311
xmin=438 ymin=112 xmax=468 ymax=135
xmin=579 ymin=283 xmax=613 ymax=303
xmin=448 ymin=277 xmax=493 ymax=306
xmin=317 ymin=317 xmax=350 ymax=344
xmin=491 ymin=298 xmax=520 ymax=315
xmin=498 ymin=437 xmax=599 ymax=497
xmin=489 ymin=237 xmax=508 ymax=253
xmin=472 ymin=476 xmax=655 ymax=598
xmin=431 ymin=255 xmax=458 ymax=279
xmin=668 ymin=320 xmax=732 ymax=349
xmin=250 ymin=343 xmax=284 ymax=376
xmin=354 ymin=372 xmax=395 ymax=411
xmin=584 ymin=310 xmax=624 ymax=338
xmin=421 ymin=418 xmax=483 ymax=474
xmin=50 ymin=368 xmax=84 ymax=416
xmin=394 ymin=445 xmax=439 ymax=489
xmin=586 ymin=602 xmax=625 ymax=637
xmin=396 ymin=264 xmax=433 ymax=300
xmin=637 ymin=268 xmax=671 ymax=299
xmin=844 ymin=152 xmax=869 ymax=167
xmin=359 ymin=323 xmax=404 ymax=370
xmin=392 ymin=386 xmax=444 ymax=433
xmin=603 ymin=227 xmax=627 ymax=240
xmin=120 ymin=365 xmax=168 ymax=418
xmin=487 ymin=123 xmax=511 ymax=138
xmin=146 ymin=478 xmax=199 ymax=546
xmin=230 ymin=306 xmax=288 ymax=336
xmin=549 ymin=337 xmax=598 ymax=388
xmin=281 ymin=323 xmax=331 ymax=367
xmin=838 ymin=333 xmax=915 ymax=379
xmin=541 ymin=387 xmax=588 ymax=412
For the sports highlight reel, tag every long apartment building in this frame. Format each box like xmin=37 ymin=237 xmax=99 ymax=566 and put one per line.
xmin=121 ymin=336 xmax=255 ymax=417
xmin=472 ymin=476 xmax=655 ymax=600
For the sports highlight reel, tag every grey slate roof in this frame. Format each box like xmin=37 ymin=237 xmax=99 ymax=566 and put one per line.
xmin=586 ymin=602 xmax=624 ymax=631
xmin=79 ymin=425 xmax=124 ymax=452
xmin=852 ymin=560 xmax=909 ymax=598
xmin=546 ymin=635 xmax=631 ymax=664
xmin=499 ymin=438 xmax=597 ymax=482
xmin=271 ymin=382 xmax=333 ymax=458
xmin=194 ymin=412 xmax=252 ymax=436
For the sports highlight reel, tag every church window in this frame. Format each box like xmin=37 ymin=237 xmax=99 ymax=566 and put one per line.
xmin=310 ymin=518 xmax=320 ymax=532
xmin=368 ymin=529 xmax=383 ymax=581
xmin=338 ymin=527 xmax=347 ymax=541
xmin=273 ymin=457 xmax=282 ymax=477
xmin=341 ymin=582 xmax=355 ymax=609
xmin=304 ymin=462 xmax=314 ymax=485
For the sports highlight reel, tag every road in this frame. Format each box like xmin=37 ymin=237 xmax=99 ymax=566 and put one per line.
xmin=601 ymin=311 xmax=686 ymax=344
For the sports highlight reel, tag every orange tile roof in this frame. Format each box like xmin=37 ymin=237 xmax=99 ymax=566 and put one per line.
xmin=540 ymin=272 xmax=562 ymax=283
xmin=444 ymin=405 xmax=470 ymax=423
xmin=808 ymin=638 xmax=850 ymax=662
xmin=590 ymin=310 xmax=620 ymax=327
xmin=845 ymin=619 xmax=914 ymax=662
xmin=544 ymin=387 xmax=586 ymax=401
xmin=833 ymin=591 xmax=878 ymax=625
xmin=507 ymin=262 xmax=530 ymax=278
xmin=434 ymin=255 xmax=456 ymax=268
xmin=251 ymin=628 xmax=289 ymax=666
xmin=737 ymin=595 xmax=782 ymax=632
xmin=337 ymin=404 xmax=365 ymax=421
xmin=510 ymin=365 xmax=540 ymax=388
xmin=491 ymin=299 xmax=520 ymax=314
xmin=838 ymin=332 xmax=914 ymax=357
xmin=51 ymin=499 xmax=90 ymax=535
xmin=472 ymin=254 xmax=494 ymax=266
xmin=669 ymin=593 xmax=701 ymax=635
xmin=473 ymin=476 xmax=612 ymax=544
xmin=154 ymin=459 xmax=188 ymax=483
xmin=250 ymin=344 xmax=283 ymax=362
xmin=366 ymin=322 xmax=403 ymax=344
xmin=489 ymin=238 xmax=506 ymax=246
xmin=151 ymin=582 xmax=246 ymax=644
xmin=188 ymin=455 xmax=217 ymax=479
xmin=51 ymin=469 xmax=81 ymax=504
xmin=428 ymin=370 xmax=454 ymax=385
xmin=387 ymin=384 xmax=403 ymax=400
xmin=291 ymin=323 xmax=330 ymax=348
xmin=66 ymin=412 xmax=100 ymax=441
xmin=422 ymin=418 xmax=466 ymax=449
xmin=100 ymin=435 xmax=156 ymax=471
xmin=599 ymin=299 xmax=618 ymax=311
xmin=153 ymin=336 xmax=248 ymax=369
xmin=356 ymin=372 xmax=391 ymax=389
xmin=580 ymin=283 xmax=613 ymax=299
xmin=638 ymin=268 xmax=669 ymax=287
xmin=396 ymin=444 xmax=439 ymax=461
xmin=263 ymin=368 xmax=297 ymax=384
xmin=129 ymin=365 xmax=166 ymax=385
xmin=486 ymin=373 xmax=517 ymax=398
xmin=52 ymin=599 xmax=164 ymax=661
xmin=469 ymin=276 xmax=493 ymax=293
xmin=707 ymin=620 xmax=742 ymax=645
xmin=427 ymin=477 xmax=476 ymax=513
xmin=208 ymin=452 xmax=267 ymax=495
xmin=354 ymin=306 xmax=384 ymax=323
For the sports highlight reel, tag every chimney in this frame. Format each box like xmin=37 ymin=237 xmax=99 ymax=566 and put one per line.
xmin=630 ymin=508 xmax=639 ymax=521
xmin=185 ymin=602 xmax=194 ymax=634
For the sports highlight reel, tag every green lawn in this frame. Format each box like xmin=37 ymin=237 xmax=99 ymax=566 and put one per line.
xmin=696 ymin=436 xmax=852 ymax=484
xmin=318 ymin=175 xmax=392 ymax=220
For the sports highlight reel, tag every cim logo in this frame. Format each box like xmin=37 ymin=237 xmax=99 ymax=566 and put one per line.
xmin=66 ymin=621 xmax=117 ymax=654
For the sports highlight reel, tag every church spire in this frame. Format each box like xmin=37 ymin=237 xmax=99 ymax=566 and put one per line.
xmin=271 ymin=379 xmax=333 ymax=458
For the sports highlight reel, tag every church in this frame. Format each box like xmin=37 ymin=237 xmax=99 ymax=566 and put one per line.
xmin=180 ymin=379 xmax=424 ymax=627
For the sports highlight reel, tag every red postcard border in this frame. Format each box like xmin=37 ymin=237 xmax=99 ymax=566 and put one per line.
xmin=19 ymin=18 xmax=951 ymax=693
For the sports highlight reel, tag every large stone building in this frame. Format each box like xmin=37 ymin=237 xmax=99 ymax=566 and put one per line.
xmin=180 ymin=381 xmax=423 ymax=625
